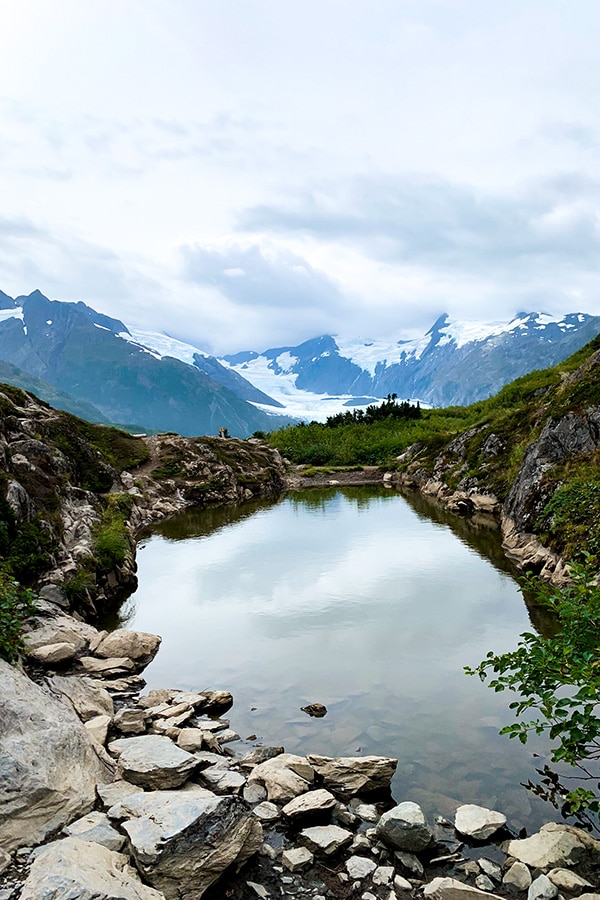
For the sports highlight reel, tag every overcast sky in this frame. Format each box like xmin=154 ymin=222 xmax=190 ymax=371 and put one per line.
xmin=1 ymin=1 xmax=600 ymax=354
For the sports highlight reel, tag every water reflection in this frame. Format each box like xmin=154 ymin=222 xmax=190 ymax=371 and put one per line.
xmin=119 ymin=486 xmax=565 ymax=831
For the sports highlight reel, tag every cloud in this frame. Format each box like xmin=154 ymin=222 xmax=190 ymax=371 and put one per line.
xmin=239 ymin=172 xmax=600 ymax=279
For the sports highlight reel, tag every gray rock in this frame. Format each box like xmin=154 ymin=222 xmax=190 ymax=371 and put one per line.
xmin=19 ymin=836 xmax=163 ymax=899
xmin=81 ymin=656 xmax=135 ymax=676
xmin=454 ymin=804 xmax=506 ymax=841
xmin=548 ymin=868 xmax=593 ymax=893
xmin=240 ymin=746 xmax=285 ymax=768
xmin=503 ymin=862 xmax=532 ymax=890
xmin=300 ymin=824 xmax=353 ymax=856
xmin=116 ymin=787 xmax=263 ymax=898
xmin=248 ymin=752 xmax=314 ymax=802
xmin=199 ymin=767 xmax=246 ymax=795
xmin=282 ymin=789 xmax=337 ymax=821
xmin=0 ymin=660 xmax=113 ymax=852
xmin=85 ymin=714 xmax=112 ymax=746
xmin=46 ymin=673 xmax=114 ymax=721
xmin=23 ymin=613 xmax=98 ymax=654
xmin=114 ymin=708 xmax=147 ymax=734
xmin=64 ymin=811 xmax=125 ymax=851
xmin=528 ymin=874 xmax=558 ymax=900
xmin=307 ymin=754 xmax=397 ymax=797
xmin=373 ymin=865 xmax=395 ymax=886
xmin=506 ymin=823 xmax=600 ymax=870
xmin=478 ymin=859 xmax=502 ymax=882
xmin=395 ymin=849 xmax=424 ymax=876
xmin=477 ymin=875 xmax=496 ymax=892
xmin=395 ymin=874 xmax=414 ymax=892
xmin=244 ymin=782 xmax=267 ymax=804
xmin=178 ymin=727 xmax=209 ymax=752
xmin=346 ymin=855 xmax=377 ymax=879
xmin=253 ymin=801 xmax=281 ymax=823
xmin=94 ymin=630 xmax=161 ymax=668
xmin=282 ymin=846 xmax=314 ymax=872
xmin=28 ymin=641 xmax=77 ymax=664
xmin=423 ymin=876 xmax=502 ymax=900
xmin=96 ymin=780 xmax=144 ymax=809
xmin=247 ymin=883 xmax=270 ymax=899
xmin=109 ymin=734 xmax=199 ymax=789
xmin=376 ymin=801 xmax=433 ymax=852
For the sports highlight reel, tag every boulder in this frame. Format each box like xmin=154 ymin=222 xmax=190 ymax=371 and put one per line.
xmin=253 ymin=801 xmax=281 ymax=823
xmin=376 ymin=801 xmax=433 ymax=852
xmin=454 ymin=804 xmax=507 ymax=841
xmin=109 ymin=734 xmax=199 ymax=789
xmin=307 ymin=754 xmax=397 ymax=797
xmin=300 ymin=824 xmax=353 ymax=856
xmin=94 ymin=630 xmax=161 ymax=668
xmin=46 ymin=673 xmax=114 ymax=721
xmin=248 ymin=753 xmax=314 ymax=802
xmin=81 ymin=656 xmax=135 ymax=676
xmin=64 ymin=811 xmax=125 ymax=851
xmin=423 ymin=877 xmax=503 ymax=900
xmin=19 ymin=836 xmax=163 ymax=899
xmin=506 ymin=823 xmax=600 ymax=870
xmin=115 ymin=787 xmax=263 ymax=898
xmin=0 ymin=660 xmax=113 ymax=852
xmin=28 ymin=641 xmax=77 ymax=664
xmin=114 ymin=708 xmax=148 ymax=734
xmin=528 ymin=874 xmax=558 ymax=900
xmin=199 ymin=767 xmax=246 ymax=795
xmin=96 ymin=780 xmax=144 ymax=809
xmin=23 ymin=613 xmax=98 ymax=654
xmin=282 ymin=789 xmax=336 ymax=822
xmin=548 ymin=868 xmax=593 ymax=893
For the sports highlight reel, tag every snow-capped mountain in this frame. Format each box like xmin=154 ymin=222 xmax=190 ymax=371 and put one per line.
xmin=221 ymin=311 xmax=600 ymax=415
xmin=0 ymin=291 xmax=289 ymax=437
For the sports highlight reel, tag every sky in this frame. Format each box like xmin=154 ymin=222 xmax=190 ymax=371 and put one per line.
xmin=1 ymin=1 xmax=600 ymax=355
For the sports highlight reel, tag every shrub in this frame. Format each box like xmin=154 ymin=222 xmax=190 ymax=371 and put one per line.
xmin=0 ymin=572 xmax=37 ymax=663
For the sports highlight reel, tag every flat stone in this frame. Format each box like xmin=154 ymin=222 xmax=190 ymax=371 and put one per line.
xmin=248 ymin=752 xmax=314 ymax=802
xmin=423 ymin=876 xmax=503 ymax=900
xmin=114 ymin=708 xmax=147 ymax=734
xmin=528 ymin=874 xmax=558 ymax=900
xmin=240 ymin=746 xmax=285 ymax=768
xmin=194 ymin=750 xmax=232 ymax=770
xmin=96 ymin=780 xmax=144 ymax=809
xmin=282 ymin=789 xmax=336 ymax=821
xmin=373 ymin=866 xmax=395 ymax=886
xmin=503 ymin=862 xmax=532 ymax=890
xmin=300 ymin=824 xmax=353 ymax=856
xmin=116 ymin=788 xmax=263 ymax=898
xmin=109 ymin=734 xmax=199 ymax=789
xmin=64 ymin=811 xmax=125 ymax=851
xmin=28 ymin=641 xmax=77 ymax=664
xmin=307 ymin=754 xmax=397 ymax=797
xmin=376 ymin=801 xmax=433 ymax=852
xmin=85 ymin=714 xmax=112 ymax=746
xmin=94 ymin=676 xmax=146 ymax=694
xmin=478 ymin=859 xmax=502 ymax=882
xmin=454 ymin=804 xmax=507 ymax=841
xmin=20 ymin=836 xmax=163 ymax=899
xmin=199 ymin=767 xmax=246 ymax=795
xmin=253 ymin=802 xmax=281 ymax=823
xmin=47 ymin=674 xmax=114 ymax=721
xmin=246 ymin=883 xmax=270 ymax=899
xmin=81 ymin=656 xmax=135 ymax=676
xmin=346 ymin=855 xmax=377 ymax=879
xmin=177 ymin=727 xmax=208 ymax=752
xmin=506 ymin=823 xmax=600 ymax=870
xmin=282 ymin=846 xmax=314 ymax=872
xmin=138 ymin=689 xmax=171 ymax=708
xmin=548 ymin=868 xmax=593 ymax=893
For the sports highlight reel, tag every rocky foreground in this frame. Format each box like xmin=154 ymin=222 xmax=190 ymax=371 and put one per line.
xmin=1 ymin=599 xmax=600 ymax=899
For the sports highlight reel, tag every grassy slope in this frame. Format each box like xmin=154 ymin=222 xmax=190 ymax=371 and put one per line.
xmin=266 ymin=335 xmax=600 ymax=564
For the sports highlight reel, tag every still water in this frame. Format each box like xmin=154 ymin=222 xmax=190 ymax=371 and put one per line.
xmin=121 ymin=485 xmax=564 ymax=831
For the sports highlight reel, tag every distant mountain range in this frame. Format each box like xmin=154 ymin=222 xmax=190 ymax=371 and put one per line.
xmin=0 ymin=289 xmax=599 ymax=434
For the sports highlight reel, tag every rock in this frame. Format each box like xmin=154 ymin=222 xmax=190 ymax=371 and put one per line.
xmin=178 ymin=727 xmax=209 ymax=752
xmin=216 ymin=728 xmax=241 ymax=744
xmin=423 ymin=876 xmax=503 ymax=900
xmin=28 ymin=640 xmax=77 ymax=664
xmin=0 ymin=659 xmax=113 ymax=852
xmin=282 ymin=846 xmax=314 ymax=872
xmin=248 ymin=752 xmax=314 ymax=802
xmin=300 ymin=824 xmax=353 ymax=856
xmin=198 ymin=689 xmax=233 ymax=714
xmin=477 ymin=876 xmax=496 ymax=892
xmin=23 ymin=613 xmax=98 ymax=654
xmin=506 ymin=823 xmax=600 ymax=870
xmin=19 ymin=836 xmax=163 ymax=899
xmin=199 ymin=767 xmax=246 ymax=795
xmin=94 ymin=630 xmax=161 ymax=668
xmin=46 ymin=673 xmax=114 ymax=721
xmin=307 ymin=754 xmax=397 ymax=797
xmin=81 ymin=656 xmax=135 ymax=676
xmin=352 ymin=834 xmax=373 ymax=853
xmin=240 ymin=746 xmax=285 ymax=768
xmin=395 ymin=849 xmax=424 ymax=875
xmin=282 ymin=789 xmax=337 ymax=821
xmin=376 ymin=801 xmax=433 ymax=852
xmin=301 ymin=703 xmax=328 ymax=717
xmin=244 ymin=782 xmax=268 ymax=804
xmin=478 ymin=859 xmax=502 ymax=882
xmin=395 ymin=874 xmax=413 ymax=892
xmin=352 ymin=801 xmax=379 ymax=823
xmin=503 ymin=861 xmax=532 ymax=890
xmin=373 ymin=866 xmax=395 ymax=886
xmin=346 ymin=855 xmax=378 ymax=879
xmin=454 ymin=804 xmax=507 ymax=841
xmin=93 ymin=675 xmax=146 ymax=694
xmin=247 ymin=883 xmax=270 ymax=899
xmin=64 ymin=811 xmax=125 ymax=851
xmin=114 ymin=708 xmax=147 ymax=734
xmin=0 ymin=848 xmax=10 ymax=876
xmin=85 ymin=714 xmax=112 ymax=746
xmin=253 ymin=801 xmax=281 ymax=823
xmin=138 ymin=689 xmax=171 ymax=708
xmin=115 ymin=787 xmax=263 ymax=898
xmin=96 ymin=780 xmax=144 ymax=809
xmin=109 ymin=734 xmax=199 ymax=789
xmin=548 ymin=868 xmax=593 ymax=893
xmin=528 ymin=874 xmax=558 ymax=900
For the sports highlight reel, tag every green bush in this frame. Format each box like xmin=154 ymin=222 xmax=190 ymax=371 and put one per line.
xmin=0 ymin=572 xmax=37 ymax=663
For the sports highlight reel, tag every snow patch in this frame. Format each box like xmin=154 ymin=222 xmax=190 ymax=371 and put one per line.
xmin=122 ymin=327 xmax=209 ymax=365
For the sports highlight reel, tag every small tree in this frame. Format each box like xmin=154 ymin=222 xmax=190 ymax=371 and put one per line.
xmin=466 ymin=556 xmax=600 ymax=823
